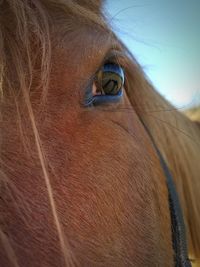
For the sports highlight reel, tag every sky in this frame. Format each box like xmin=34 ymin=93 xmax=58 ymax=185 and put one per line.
xmin=105 ymin=0 xmax=200 ymax=109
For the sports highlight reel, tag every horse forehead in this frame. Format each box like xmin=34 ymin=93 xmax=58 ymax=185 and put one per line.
xmin=52 ymin=28 xmax=113 ymax=78
xmin=48 ymin=32 xmax=113 ymax=103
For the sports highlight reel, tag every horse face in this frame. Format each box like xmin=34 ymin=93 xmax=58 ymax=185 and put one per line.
xmin=1 ymin=3 xmax=174 ymax=267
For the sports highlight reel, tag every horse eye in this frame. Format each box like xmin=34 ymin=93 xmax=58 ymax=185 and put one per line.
xmin=84 ymin=63 xmax=125 ymax=106
xmin=94 ymin=63 xmax=125 ymax=96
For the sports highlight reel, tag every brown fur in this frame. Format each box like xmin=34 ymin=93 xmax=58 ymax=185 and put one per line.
xmin=0 ymin=1 xmax=199 ymax=266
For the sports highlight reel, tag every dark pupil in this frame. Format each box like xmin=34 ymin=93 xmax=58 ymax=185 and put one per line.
xmin=101 ymin=72 xmax=122 ymax=95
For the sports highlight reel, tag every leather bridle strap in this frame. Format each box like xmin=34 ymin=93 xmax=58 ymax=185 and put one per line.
xmin=154 ymin=144 xmax=191 ymax=267
xmin=142 ymin=122 xmax=191 ymax=267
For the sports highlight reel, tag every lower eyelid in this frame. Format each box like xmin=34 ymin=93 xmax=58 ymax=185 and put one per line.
xmin=84 ymin=88 xmax=123 ymax=107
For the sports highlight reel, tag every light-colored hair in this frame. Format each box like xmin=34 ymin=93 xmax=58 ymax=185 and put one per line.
xmin=0 ymin=0 xmax=200 ymax=266
xmin=0 ymin=1 xmax=106 ymax=266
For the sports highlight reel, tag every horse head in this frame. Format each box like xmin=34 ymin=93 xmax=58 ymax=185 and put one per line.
xmin=0 ymin=1 xmax=199 ymax=266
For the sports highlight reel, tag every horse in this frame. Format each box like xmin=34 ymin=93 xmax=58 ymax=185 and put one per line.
xmin=0 ymin=1 xmax=200 ymax=266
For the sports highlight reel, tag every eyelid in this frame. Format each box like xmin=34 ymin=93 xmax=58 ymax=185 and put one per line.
xmin=84 ymin=87 xmax=123 ymax=107
xmin=103 ymin=49 xmax=127 ymax=61
xmin=91 ymin=89 xmax=123 ymax=106
xmin=94 ymin=49 xmax=126 ymax=76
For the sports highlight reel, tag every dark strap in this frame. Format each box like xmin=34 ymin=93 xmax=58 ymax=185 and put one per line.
xmin=154 ymin=145 xmax=191 ymax=267
xmin=142 ymin=122 xmax=191 ymax=266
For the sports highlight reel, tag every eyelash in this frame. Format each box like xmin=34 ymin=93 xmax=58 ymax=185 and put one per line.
xmin=84 ymin=62 xmax=125 ymax=107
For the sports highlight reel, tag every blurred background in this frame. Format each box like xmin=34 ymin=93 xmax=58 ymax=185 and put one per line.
xmin=105 ymin=0 xmax=200 ymax=114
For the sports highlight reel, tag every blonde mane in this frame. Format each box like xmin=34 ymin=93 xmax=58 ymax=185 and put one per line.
xmin=0 ymin=1 xmax=106 ymax=266
xmin=0 ymin=0 xmax=199 ymax=266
